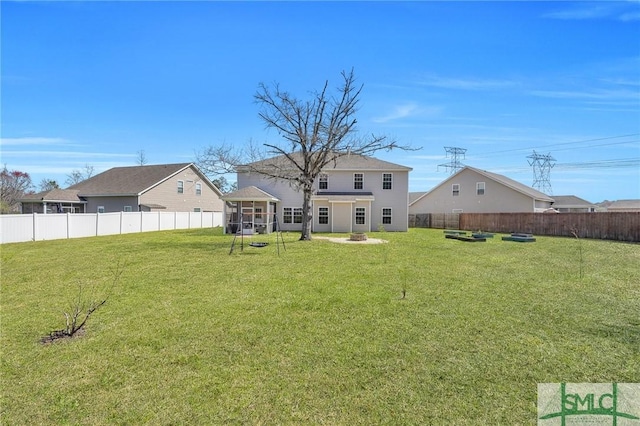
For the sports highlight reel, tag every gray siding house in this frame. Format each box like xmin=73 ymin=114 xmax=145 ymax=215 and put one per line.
xmin=551 ymin=195 xmax=596 ymax=212
xmin=410 ymin=166 xmax=554 ymax=214
xmin=21 ymin=163 xmax=224 ymax=214
xmin=222 ymin=153 xmax=412 ymax=233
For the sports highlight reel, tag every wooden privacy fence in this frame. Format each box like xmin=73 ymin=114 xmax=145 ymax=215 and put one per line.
xmin=409 ymin=213 xmax=460 ymax=230
xmin=410 ymin=212 xmax=640 ymax=242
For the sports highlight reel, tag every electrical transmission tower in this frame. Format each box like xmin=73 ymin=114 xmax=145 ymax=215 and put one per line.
xmin=438 ymin=147 xmax=467 ymax=174
xmin=527 ymin=150 xmax=556 ymax=194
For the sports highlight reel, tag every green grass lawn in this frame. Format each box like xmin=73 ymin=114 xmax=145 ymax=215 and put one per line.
xmin=1 ymin=228 xmax=638 ymax=424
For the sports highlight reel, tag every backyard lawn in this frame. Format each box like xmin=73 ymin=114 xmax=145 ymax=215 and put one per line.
xmin=1 ymin=228 xmax=638 ymax=424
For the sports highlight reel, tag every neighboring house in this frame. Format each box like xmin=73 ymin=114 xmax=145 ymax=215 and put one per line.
xmin=21 ymin=163 xmax=224 ymax=214
xmin=20 ymin=188 xmax=87 ymax=214
xmin=551 ymin=195 xmax=597 ymax=213
xmin=221 ymin=153 xmax=412 ymax=233
xmin=606 ymin=199 xmax=640 ymax=212
xmin=409 ymin=166 xmax=554 ymax=214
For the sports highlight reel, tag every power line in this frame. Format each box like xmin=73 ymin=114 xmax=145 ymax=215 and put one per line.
xmin=527 ymin=151 xmax=556 ymax=194
xmin=474 ymin=133 xmax=639 ymax=158
xmin=437 ymin=146 xmax=466 ymax=174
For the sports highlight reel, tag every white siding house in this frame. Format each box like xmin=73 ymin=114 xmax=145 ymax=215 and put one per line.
xmin=222 ymin=153 xmax=412 ymax=233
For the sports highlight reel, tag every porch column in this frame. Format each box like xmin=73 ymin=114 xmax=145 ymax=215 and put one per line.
xmin=42 ymin=202 xmax=47 ymax=214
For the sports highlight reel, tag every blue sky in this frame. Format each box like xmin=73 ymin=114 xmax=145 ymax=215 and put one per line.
xmin=1 ymin=1 xmax=639 ymax=202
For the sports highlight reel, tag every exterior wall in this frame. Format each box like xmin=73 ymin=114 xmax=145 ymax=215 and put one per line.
xmin=319 ymin=170 xmax=409 ymax=231
xmin=411 ymin=169 xmax=544 ymax=214
xmin=238 ymin=167 xmax=410 ymax=232
xmin=139 ymin=166 xmax=223 ymax=212
xmin=85 ymin=196 xmax=139 ymax=213
xmin=237 ymin=174 xmax=305 ymax=231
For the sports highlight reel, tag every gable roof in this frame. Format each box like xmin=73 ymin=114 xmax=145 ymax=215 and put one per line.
xmin=241 ymin=152 xmax=412 ymax=172
xmin=409 ymin=191 xmax=427 ymax=205
xmin=410 ymin=166 xmax=554 ymax=206
xmin=607 ymin=199 xmax=640 ymax=210
xmin=68 ymin=163 xmax=222 ymax=197
xmin=220 ymin=186 xmax=280 ymax=202
xmin=20 ymin=188 xmax=85 ymax=203
xmin=551 ymin=195 xmax=595 ymax=208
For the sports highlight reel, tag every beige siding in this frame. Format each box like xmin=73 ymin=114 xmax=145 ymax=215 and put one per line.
xmin=139 ymin=166 xmax=223 ymax=212
xmin=410 ymin=168 xmax=548 ymax=213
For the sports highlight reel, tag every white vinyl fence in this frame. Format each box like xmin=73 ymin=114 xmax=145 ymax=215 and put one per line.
xmin=0 ymin=211 xmax=223 ymax=244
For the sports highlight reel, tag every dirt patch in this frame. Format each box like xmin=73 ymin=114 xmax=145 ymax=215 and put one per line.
xmin=40 ymin=328 xmax=86 ymax=345
xmin=313 ymin=236 xmax=387 ymax=244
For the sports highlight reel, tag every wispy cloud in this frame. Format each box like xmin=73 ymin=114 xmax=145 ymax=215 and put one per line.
xmin=372 ymin=103 xmax=441 ymax=123
xmin=1 ymin=150 xmax=135 ymax=159
xmin=0 ymin=137 xmax=70 ymax=146
xmin=529 ymin=88 xmax=639 ymax=101
xmin=542 ymin=2 xmax=640 ymax=21
xmin=416 ymin=75 xmax=518 ymax=91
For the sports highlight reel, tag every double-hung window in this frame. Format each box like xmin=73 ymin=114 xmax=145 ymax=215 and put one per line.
xmin=476 ymin=182 xmax=485 ymax=195
xmin=177 ymin=180 xmax=184 ymax=194
xmin=293 ymin=208 xmax=303 ymax=224
xmin=319 ymin=173 xmax=328 ymax=190
xmin=283 ymin=207 xmax=293 ymax=224
xmin=382 ymin=173 xmax=392 ymax=190
xmin=354 ymin=173 xmax=364 ymax=190
xmin=355 ymin=207 xmax=366 ymax=225
xmin=452 ymin=184 xmax=460 ymax=196
xmin=195 ymin=182 xmax=202 ymax=195
xmin=318 ymin=207 xmax=329 ymax=224
xmin=382 ymin=208 xmax=392 ymax=224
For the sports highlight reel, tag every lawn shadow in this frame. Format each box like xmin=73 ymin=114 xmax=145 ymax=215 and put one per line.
xmin=582 ymin=322 xmax=640 ymax=347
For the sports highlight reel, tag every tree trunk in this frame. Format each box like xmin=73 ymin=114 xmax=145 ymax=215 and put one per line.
xmin=300 ymin=185 xmax=313 ymax=241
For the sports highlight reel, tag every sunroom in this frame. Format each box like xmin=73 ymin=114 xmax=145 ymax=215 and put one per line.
xmin=220 ymin=186 xmax=280 ymax=235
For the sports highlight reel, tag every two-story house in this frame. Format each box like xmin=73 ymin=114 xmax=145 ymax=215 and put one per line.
xmin=221 ymin=153 xmax=412 ymax=234
xmin=21 ymin=163 xmax=224 ymax=214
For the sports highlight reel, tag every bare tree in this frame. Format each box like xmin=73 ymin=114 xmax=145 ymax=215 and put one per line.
xmin=197 ymin=69 xmax=416 ymax=240
xmin=0 ymin=166 xmax=33 ymax=213
xmin=39 ymin=178 xmax=60 ymax=192
xmin=136 ymin=150 xmax=148 ymax=166
xmin=65 ymin=164 xmax=95 ymax=187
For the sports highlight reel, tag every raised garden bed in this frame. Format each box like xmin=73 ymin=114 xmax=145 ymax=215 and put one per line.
xmin=446 ymin=234 xmax=486 ymax=242
xmin=502 ymin=233 xmax=536 ymax=242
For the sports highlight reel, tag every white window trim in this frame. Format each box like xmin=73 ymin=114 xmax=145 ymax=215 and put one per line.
xmin=452 ymin=209 xmax=463 ymax=213
xmin=123 ymin=206 xmax=132 ymax=212
xmin=355 ymin=206 xmax=366 ymax=225
xmin=318 ymin=173 xmax=328 ymax=190
xmin=382 ymin=173 xmax=392 ymax=190
xmin=382 ymin=207 xmax=392 ymax=224
xmin=476 ymin=182 xmax=485 ymax=196
xmin=97 ymin=206 xmax=105 ymax=213
xmin=177 ymin=180 xmax=184 ymax=194
xmin=354 ymin=173 xmax=364 ymax=190
xmin=452 ymin=184 xmax=460 ymax=196
xmin=318 ymin=206 xmax=329 ymax=224
xmin=195 ymin=182 xmax=202 ymax=196
xmin=283 ymin=207 xmax=293 ymax=224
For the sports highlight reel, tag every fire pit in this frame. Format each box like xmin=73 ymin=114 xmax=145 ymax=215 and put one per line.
xmin=349 ymin=233 xmax=367 ymax=241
